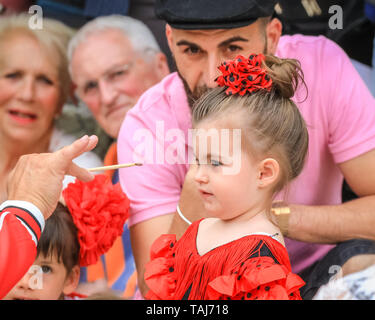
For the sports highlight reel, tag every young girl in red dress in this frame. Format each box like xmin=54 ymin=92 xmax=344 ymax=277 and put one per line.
xmin=144 ymin=53 xmax=308 ymax=300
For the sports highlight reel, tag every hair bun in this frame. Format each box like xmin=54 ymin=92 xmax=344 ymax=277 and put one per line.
xmin=263 ymin=55 xmax=304 ymax=99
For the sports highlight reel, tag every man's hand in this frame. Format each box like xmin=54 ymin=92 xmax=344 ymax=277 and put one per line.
xmin=7 ymin=135 xmax=98 ymax=220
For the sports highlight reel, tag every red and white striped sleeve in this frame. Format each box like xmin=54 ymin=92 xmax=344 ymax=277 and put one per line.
xmin=0 ymin=201 xmax=45 ymax=299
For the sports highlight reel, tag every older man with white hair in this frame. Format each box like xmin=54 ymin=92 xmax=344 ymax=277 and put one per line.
xmin=68 ymin=14 xmax=170 ymax=298
xmin=69 ymin=14 xmax=169 ymax=140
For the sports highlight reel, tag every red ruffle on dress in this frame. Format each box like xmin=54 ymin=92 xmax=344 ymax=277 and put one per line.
xmin=145 ymin=219 xmax=304 ymax=300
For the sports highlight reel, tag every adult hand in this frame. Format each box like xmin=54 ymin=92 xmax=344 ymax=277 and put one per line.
xmin=7 ymin=135 xmax=98 ymax=220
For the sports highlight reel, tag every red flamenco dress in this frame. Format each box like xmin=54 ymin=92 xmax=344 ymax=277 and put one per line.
xmin=145 ymin=219 xmax=304 ymax=300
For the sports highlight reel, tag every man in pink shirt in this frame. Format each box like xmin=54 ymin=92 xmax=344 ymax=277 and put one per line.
xmin=118 ymin=0 xmax=375 ymax=299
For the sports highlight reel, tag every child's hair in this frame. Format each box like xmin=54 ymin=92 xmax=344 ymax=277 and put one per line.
xmin=192 ymin=54 xmax=309 ymax=194
xmin=36 ymin=202 xmax=80 ymax=274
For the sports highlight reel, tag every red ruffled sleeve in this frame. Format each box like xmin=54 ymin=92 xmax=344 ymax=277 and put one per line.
xmin=206 ymin=256 xmax=304 ymax=300
xmin=144 ymin=234 xmax=177 ymax=300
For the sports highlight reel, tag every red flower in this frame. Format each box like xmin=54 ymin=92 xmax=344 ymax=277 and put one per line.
xmin=62 ymin=174 xmax=130 ymax=267
xmin=215 ymin=54 xmax=272 ymax=96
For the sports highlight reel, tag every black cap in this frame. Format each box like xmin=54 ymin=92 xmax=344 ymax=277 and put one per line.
xmin=155 ymin=0 xmax=277 ymax=30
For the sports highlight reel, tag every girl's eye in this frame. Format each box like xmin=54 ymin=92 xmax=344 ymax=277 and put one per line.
xmin=41 ymin=265 xmax=52 ymax=274
xmin=211 ymin=159 xmax=222 ymax=167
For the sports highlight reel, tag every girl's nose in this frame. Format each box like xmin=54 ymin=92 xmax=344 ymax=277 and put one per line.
xmin=194 ymin=165 xmax=209 ymax=184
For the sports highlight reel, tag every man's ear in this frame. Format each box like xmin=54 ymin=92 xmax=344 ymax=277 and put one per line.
xmin=165 ymin=24 xmax=174 ymax=52
xmin=258 ymin=158 xmax=280 ymax=189
xmin=62 ymin=265 xmax=80 ymax=296
xmin=265 ymin=18 xmax=282 ymax=55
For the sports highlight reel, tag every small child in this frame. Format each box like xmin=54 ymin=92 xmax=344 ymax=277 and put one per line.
xmin=4 ymin=203 xmax=82 ymax=300
xmin=144 ymin=53 xmax=308 ymax=300
xmin=3 ymin=175 xmax=129 ymax=300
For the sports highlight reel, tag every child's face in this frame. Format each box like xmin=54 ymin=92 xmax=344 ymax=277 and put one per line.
xmin=3 ymin=252 xmax=80 ymax=300
xmin=193 ymin=117 xmax=265 ymax=220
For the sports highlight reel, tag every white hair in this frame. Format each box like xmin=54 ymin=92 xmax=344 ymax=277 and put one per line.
xmin=67 ymin=15 xmax=161 ymax=67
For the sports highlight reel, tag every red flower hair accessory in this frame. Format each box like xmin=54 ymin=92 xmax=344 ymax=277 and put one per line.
xmin=62 ymin=174 xmax=130 ymax=267
xmin=215 ymin=53 xmax=272 ymax=96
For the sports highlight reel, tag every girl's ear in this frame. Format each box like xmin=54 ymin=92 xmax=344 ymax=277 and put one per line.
xmin=62 ymin=265 xmax=80 ymax=296
xmin=257 ymin=158 xmax=280 ymax=188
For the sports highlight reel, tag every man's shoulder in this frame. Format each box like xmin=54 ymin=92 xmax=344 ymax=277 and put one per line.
xmin=277 ymin=34 xmax=340 ymax=59
xmin=131 ymin=72 xmax=185 ymax=114
xmin=119 ymin=72 xmax=191 ymax=140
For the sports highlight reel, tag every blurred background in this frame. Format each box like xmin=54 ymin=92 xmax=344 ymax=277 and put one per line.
xmin=1 ymin=0 xmax=374 ymax=201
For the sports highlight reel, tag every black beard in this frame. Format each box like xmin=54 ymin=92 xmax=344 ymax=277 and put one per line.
xmin=177 ymin=70 xmax=210 ymax=110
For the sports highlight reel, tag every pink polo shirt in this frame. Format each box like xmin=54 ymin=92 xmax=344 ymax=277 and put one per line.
xmin=118 ymin=34 xmax=375 ymax=273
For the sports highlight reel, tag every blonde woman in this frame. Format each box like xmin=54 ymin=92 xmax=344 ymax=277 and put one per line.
xmin=0 ymin=14 xmax=102 ymax=202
